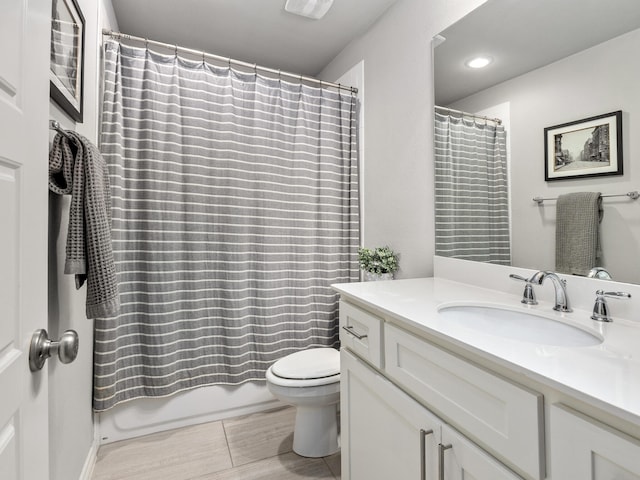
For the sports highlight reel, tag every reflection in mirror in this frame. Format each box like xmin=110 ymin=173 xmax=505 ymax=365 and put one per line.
xmin=434 ymin=107 xmax=510 ymax=265
xmin=434 ymin=0 xmax=640 ymax=284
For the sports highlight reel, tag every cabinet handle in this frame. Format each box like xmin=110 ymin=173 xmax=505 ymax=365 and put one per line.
xmin=342 ymin=325 xmax=368 ymax=340
xmin=438 ymin=443 xmax=452 ymax=480
xmin=420 ymin=429 xmax=434 ymax=480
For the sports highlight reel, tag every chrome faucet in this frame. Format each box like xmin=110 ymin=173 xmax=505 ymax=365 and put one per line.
xmin=587 ymin=267 xmax=612 ymax=280
xmin=530 ymin=271 xmax=572 ymax=313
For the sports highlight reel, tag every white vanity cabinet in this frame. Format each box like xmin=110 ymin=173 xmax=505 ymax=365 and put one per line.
xmin=339 ymin=300 xmax=531 ymax=480
xmin=550 ymin=404 xmax=640 ymax=479
xmin=384 ymin=323 xmax=544 ymax=479
xmin=341 ymin=349 xmax=523 ymax=480
xmin=336 ymin=275 xmax=640 ymax=480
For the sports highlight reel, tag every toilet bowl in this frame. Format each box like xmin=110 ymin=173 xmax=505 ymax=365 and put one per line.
xmin=265 ymin=347 xmax=340 ymax=458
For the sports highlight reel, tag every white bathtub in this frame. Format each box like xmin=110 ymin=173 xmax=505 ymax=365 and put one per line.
xmin=97 ymin=382 xmax=280 ymax=444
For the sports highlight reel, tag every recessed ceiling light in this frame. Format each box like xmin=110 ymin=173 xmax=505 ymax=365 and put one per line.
xmin=465 ymin=56 xmax=493 ymax=69
xmin=284 ymin=0 xmax=334 ymax=20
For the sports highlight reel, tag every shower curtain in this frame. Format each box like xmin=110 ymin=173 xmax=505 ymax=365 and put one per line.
xmin=434 ymin=111 xmax=510 ymax=264
xmin=95 ymin=40 xmax=359 ymax=411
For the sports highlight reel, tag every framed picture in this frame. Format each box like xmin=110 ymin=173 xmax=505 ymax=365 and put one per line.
xmin=544 ymin=110 xmax=622 ymax=181
xmin=50 ymin=0 xmax=85 ymax=122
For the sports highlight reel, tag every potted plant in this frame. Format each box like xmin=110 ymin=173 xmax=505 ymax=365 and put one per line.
xmin=358 ymin=246 xmax=399 ymax=281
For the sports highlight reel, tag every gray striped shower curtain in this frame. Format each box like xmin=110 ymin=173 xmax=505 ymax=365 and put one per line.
xmin=434 ymin=112 xmax=510 ymax=264
xmin=95 ymin=40 xmax=359 ymax=411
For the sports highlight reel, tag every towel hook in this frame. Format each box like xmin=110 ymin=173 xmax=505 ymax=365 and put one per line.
xmin=49 ymin=119 xmax=75 ymax=142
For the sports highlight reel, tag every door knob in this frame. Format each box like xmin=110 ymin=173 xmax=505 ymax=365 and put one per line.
xmin=29 ymin=329 xmax=79 ymax=372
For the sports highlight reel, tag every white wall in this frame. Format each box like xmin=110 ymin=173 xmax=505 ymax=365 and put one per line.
xmin=48 ymin=1 xmax=118 ymax=479
xmin=320 ymin=0 xmax=487 ymax=279
xmin=451 ymin=28 xmax=640 ymax=284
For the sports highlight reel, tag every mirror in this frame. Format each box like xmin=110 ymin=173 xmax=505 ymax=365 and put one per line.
xmin=434 ymin=0 xmax=640 ymax=284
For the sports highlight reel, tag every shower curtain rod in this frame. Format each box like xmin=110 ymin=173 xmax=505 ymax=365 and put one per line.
xmin=435 ymin=105 xmax=502 ymax=125
xmin=102 ymin=29 xmax=358 ymax=94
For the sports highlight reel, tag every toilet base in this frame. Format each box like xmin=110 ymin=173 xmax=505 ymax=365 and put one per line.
xmin=292 ymin=404 xmax=339 ymax=458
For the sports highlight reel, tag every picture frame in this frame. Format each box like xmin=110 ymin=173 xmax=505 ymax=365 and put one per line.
xmin=50 ymin=0 xmax=85 ymax=122
xmin=544 ymin=110 xmax=622 ymax=181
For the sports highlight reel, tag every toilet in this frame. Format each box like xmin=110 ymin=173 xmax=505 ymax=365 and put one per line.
xmin=265 ymin=347 xmax=340 ymax=458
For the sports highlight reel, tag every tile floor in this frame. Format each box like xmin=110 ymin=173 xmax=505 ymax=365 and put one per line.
xmin=92 ymin=406 xmax=341 ymax=480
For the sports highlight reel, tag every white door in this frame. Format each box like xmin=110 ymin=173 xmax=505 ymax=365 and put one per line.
xmin=0 ymin=0 xmax=52 ymax=479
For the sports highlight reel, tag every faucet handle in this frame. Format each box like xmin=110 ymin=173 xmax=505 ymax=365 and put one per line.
xmin=598 ymin=290 xmax=631 ymax=299
xmin=509 ymin=274 xmax=538 ymax=305
xmin=591 ymin=290 xmax=631 ymax=322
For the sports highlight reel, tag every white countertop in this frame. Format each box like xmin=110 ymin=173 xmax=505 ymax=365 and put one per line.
xmin=333 ymin=277 xmax=640 ymax=426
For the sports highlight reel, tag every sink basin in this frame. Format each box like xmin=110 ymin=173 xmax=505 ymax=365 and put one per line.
xmin=437 ymin=304 xmax=603 ymax=347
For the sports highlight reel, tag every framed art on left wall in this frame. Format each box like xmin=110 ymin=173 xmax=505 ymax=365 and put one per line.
xmin=50 ymin=0 xmax=85 ymax=122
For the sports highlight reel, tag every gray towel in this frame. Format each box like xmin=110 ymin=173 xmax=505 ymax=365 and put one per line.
xmin=49 ymin=131 xmax=120 ymax=318
xmin=555 ymin=192 xmax=603 ymax=276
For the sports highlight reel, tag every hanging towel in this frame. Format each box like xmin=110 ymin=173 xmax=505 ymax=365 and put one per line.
xmin=555 ymin=192 xmax=603 ymax=276
xmin=49 ymin=131 xmax=120 ymax=319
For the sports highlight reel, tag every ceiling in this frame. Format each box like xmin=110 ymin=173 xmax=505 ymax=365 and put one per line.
xmin=110 ymin=0 xmax=398 ymax=77
xmin=435 ymin=0 xmax=640 ymax=105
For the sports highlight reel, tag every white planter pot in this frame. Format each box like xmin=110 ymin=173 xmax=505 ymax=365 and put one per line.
xmin=362 ymin=271 xmax=394 ymax=282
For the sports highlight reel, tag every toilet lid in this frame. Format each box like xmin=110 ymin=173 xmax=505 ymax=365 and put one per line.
xmin=271 ymin=348 xmax=340 ymax=380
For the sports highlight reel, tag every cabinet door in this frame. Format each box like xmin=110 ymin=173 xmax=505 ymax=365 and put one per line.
xmin=341 ymin=349 xmax=441 ymax=480
xmin=440 ymin=425 xmax=523 ymax=480
xmin=550 ymin=404 xmax=640 ymax=479
xmin=385 ymin=323 xmax=543 ymax=479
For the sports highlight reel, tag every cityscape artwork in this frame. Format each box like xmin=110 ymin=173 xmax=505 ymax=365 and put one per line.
xmin=544 ymin=111 xmax=622 ymax=181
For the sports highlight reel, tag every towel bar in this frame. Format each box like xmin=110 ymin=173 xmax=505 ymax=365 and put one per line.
xmin=533 ymin=191 xmax=640 ymax=205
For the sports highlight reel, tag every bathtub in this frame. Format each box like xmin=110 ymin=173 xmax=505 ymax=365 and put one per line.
xmin=97 ymin=382 xmax=280 ymax=444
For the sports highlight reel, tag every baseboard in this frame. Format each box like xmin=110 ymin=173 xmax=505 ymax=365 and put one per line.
xmin=77 ymin=417 xmax=100 ymax=480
